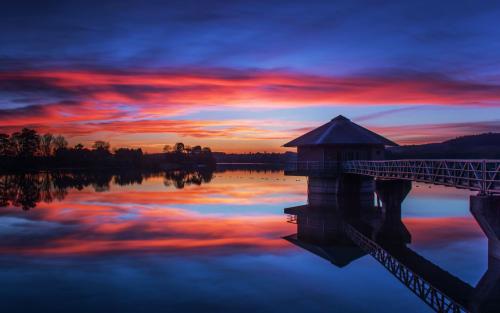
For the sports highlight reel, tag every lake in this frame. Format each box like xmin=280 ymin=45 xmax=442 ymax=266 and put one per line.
xmin=0 ymin=168 xmax=491 ymax=313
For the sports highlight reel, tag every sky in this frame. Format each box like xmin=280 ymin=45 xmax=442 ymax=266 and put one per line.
xmin=1 ymin=0 xmax=500 ymax=152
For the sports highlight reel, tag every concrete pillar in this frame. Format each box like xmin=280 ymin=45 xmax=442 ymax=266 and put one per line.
xmin=306 ymin=175 xmax=375 ymax=215
xmin=470 ymin=195 xmax=500 ymax=261
xmin=307 ymin=177 xmax=341 ymax=207
xmin=470 ymin=258 xmax=500 ymax=313
xmin=340 ymin=174 xmax=375 ymax=210
xmin=372 ymin=179 xmax=412 ymax=244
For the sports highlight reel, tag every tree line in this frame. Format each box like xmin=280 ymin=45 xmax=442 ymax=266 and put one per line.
xmin=161 ymin=142 xmax=215 ymax=168
xmin=0 ymin=128 xmax=215 ymax=170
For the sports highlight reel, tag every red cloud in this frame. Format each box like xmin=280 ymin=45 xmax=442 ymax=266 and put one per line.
xmin=1 ymin=68 xmax=499 ymax=151
xmin=3 ymin=69 xmax=500 ymax=111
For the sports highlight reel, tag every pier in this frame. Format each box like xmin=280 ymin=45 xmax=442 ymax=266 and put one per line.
xmin=283 ymin=115 xmax=500 ymax=313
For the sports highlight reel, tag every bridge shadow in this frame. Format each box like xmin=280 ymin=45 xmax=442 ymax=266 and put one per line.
xmin=284 ymin=176 xmax=499 ymax=313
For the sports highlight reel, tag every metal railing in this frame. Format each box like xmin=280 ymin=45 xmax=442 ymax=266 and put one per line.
xmin=344 ymin=223 xmax=469 ymax=313
xmin=342 ymin=159 xmax=500 ymax=194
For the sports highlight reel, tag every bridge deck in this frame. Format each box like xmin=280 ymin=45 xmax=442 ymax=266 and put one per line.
xmin=286 ymin=160 xmax=500 ymax=194
xmin=343 ymin=159 xmax=500 ymax=195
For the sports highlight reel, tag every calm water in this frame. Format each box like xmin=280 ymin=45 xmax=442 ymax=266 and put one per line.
xmin=0 ymin=169 xmax=488 ymax=313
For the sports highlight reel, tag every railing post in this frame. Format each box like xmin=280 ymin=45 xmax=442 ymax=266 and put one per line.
xmin=482 ymin=159 xmax=487 ymax=195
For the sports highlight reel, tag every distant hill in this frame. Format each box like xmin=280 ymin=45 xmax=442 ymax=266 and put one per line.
xmin=212 ymin=133 xmax=500 ymax=163
xmin=387 ymin=133 xmax=500 ymax=159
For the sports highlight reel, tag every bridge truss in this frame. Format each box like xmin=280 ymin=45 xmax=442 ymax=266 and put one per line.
xmin=342 ymin=159 xmax=500 ymax=195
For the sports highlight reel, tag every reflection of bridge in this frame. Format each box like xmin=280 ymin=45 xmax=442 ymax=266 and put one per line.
xmin=283 ymin=177 xmax=500 ymax=313
xmin=344 ymin=223 xmax=469 ymax=313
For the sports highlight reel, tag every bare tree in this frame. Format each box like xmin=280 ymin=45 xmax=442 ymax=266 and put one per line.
xmin=40 ymin=133 xmax=54 ymax=156
xmin=92 ymin=140 xmax=110 ymax=151
xmin=53 ymin=135 xmax=68 ymax=151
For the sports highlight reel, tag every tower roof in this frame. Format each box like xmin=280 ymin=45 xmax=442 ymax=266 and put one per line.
xmin=284 ymin=115 xmax=398 ymax=147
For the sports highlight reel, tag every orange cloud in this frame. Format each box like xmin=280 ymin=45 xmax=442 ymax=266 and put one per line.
xmin=1 ymin=68 xmax=499 ymax=151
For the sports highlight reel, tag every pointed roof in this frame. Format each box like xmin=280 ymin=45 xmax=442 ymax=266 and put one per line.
xmin=283 ymin=234 xmax=366 ymax=268
xmin=284 ymin=115 xmax=398 ymax=147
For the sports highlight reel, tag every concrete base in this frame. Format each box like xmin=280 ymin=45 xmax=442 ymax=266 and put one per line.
xmin=307 ymin=175 xmax=375 ymax=213
xmin=371 ymin=179 xmax=412 ymax=244
xmin=470 ymin=195 xmax=500 ymax=261
xmin=470 ymin=257 xmax=500 ymax=313
xmin=307 ymin=177 xmax=341 ymax=207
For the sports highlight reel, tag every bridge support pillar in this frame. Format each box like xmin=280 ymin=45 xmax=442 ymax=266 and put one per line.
xmin=470 ymin=257 xmax=500 ymax=313
xmin=307 ymin=175 xmax=374 ymax=213
xmin=373 ymin=179 xmax=412 ymax=244
xmin=471 ymin=195 xmax=500 ymax=261
xmin=307 ymin=177 xmax=341 ymax=207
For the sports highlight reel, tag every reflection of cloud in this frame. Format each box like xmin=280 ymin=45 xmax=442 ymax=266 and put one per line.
xmin=0 ymin=173 xmax=303 ymax=256
xmin=403 ymin=217 xmax=484 ymax=248
xmin=78 ymin=180 xmax=305 ymax=206
xmin=0 ymin=205 xmax=295 ymax=256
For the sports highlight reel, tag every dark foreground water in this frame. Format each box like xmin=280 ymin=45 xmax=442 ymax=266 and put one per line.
xmin=0 ymin=169 xmax=488 ymax=313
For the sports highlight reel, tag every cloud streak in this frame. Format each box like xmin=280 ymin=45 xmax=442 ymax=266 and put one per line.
xmin=372 ymin=120 xmax=500 ymax=144
xmin=3 ymin=69 xmax=500 ymax=112
xmin=1 ymin=68 xmax=500 ymax=150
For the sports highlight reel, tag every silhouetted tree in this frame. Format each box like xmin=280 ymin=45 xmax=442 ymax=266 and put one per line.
xmin=115 ymin=148 xmax=143 ymax=167
xmin=0 ymin=128 xmax=215 ymax=171
xmin=191 ymin=145 xmax=202 ymax=155
xmin=202 ymin=147 xmax=212 ymax=154
xmin=0 ymin=133 xmax=11 ymax=157
xmin=174 ymin=142 xmax=185 ymax=154
xmin=40 ymin=133 xmax=55 ymax=157
xmin=163 ymin=144 xmax=172 ymax=153
xmin=53 ymin=135 xmax=68 ymax=151
xmin=93 ymin=140 xmax=110 ymax=151
xmin=10 ymin=128 xmax=40 ymax=158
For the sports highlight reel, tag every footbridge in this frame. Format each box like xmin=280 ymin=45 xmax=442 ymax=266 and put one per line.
xmin=285 ymin=159 xmax=500 ymax=195
xmin=343 ymin=159 xmax=500 ymax=195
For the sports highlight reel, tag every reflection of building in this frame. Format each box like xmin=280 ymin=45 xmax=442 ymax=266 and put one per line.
xmin=284 ymin=180 xmax=500 ymax=313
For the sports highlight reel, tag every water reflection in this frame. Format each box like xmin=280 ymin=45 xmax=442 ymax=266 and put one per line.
xmin=0 ymin=170 xmax=302 ymax=257
xmin=0 ymin=169 xmax=214 ymax=210
xmin=284 ymin=177 xmax=500 ymax=313
xmin=0 ymin=169 xmax=495 ymax=313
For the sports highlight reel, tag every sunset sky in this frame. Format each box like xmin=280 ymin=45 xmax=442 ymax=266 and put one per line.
xmin=1 ymin=0 xmax=500 ymax=152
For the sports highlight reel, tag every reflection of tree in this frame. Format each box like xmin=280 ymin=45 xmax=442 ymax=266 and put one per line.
xmin=163 ymin=169 xmax=213 ymax=189
xmin=114 ymin=171 xmax=144 ymax=186
xmin=0 ymin=174 xmax=42 ymax=211
xmin=0 ymin=172 xmax=113 ymax=210
xmin=1 ymin=168 xmax=214 ymax=210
